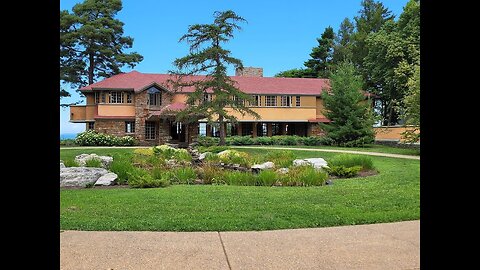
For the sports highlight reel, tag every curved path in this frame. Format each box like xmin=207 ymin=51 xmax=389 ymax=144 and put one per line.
xmin=61 ymin=220 xmax=420 ymax=270
xmin=61 ymin=145 xmax=420 ymax=160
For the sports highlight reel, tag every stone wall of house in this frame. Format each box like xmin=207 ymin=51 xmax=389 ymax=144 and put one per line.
xmin=188 ymin=123 xmax=199 ymax=144
xmin=235 ymin=67 xmax=263 ymax=77
xmin=309 ymin=123 xmax=326 ymax=137
xmin=94 ymin=119 xmax=126 ymax=137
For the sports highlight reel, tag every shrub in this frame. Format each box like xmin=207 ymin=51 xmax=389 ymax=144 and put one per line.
xmin=109 ymin=159 xmax=135 ymax=184
xmin=218 ymin=150 xmax=251 ymax=167
xmin=256 ymin=136 xmax=273 ymax=145
xmin=133 ymin=148 xmax=154 ymax=156
xmin=326 ymin=165 xmax=362 ymax=178
xmin=226 ymin=136 xmax=254 ymax=145
xmin=283 ymin=165 xmax=328 ymax=186
xmin=153 ymin=145 xmax=177 ymax=159
xmin=127 ymin=170 xmax=170 ymax=188
xmin=60 ymin=139 xmax=76 ymax=146
xmin=223 ymin=171 xmax=256 ymax=186
xmin=256 ymin=170 xmax=278 ymax=186
xmin=173 ymin=149 xmax=192 ymax=162
xmin=197 ymin=135 xmax=220 ymax=146
xmin=265 ymin=150 xmax=295 ymax=168
xmin=196 ymin=164 xmax=225 ymax=184
xmin=270 ymin=135 xmax=301 ymax=145
xmin=84 ymin=158 xmax=103 ymax=168
xmin=74 ymin=130 xmax=136 ymax=146
xmin=170 ymin=167 xmax=197 ymax=184
xmin=328 ymin=154 xmax=374 ymax=170
xmin=339 ymin=137 xmax=374 ymax=147
xmin=204 ymin=152 xmax=221 ymax=164
xmin=63 ymin=159 xmax=79 ymax=167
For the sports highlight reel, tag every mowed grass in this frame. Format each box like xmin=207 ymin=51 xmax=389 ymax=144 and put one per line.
xmin=60 ymin=148 xmax=419 ymax=231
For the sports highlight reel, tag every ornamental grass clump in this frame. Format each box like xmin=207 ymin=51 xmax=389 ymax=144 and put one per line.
xmin=328 ymin=154 xmax=374 ymax=170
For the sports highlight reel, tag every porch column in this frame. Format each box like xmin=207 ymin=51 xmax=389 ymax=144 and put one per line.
xmin=267 ymin=123 xmax=272 ymax=137
xmin=307 ymin=123 xmax=313 ymax=137
xmin=252 ymin=122 xmax=257 ymax=138
xmin=280 ymin=123 xmax=286 ymax=135
xmin=206 ymin=124 xmax=212 ymax=137
xmin=237 ymin=123 xmax=242 ymax=136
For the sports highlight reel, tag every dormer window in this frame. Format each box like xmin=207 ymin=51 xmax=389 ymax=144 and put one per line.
xmin=147 ymin=87 xmax=162 ymax=106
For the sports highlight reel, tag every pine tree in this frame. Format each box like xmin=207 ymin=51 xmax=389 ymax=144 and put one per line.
xmin=171 ymin=10 xmax=259 ymax=146
xmin=320 ymin=62 xmax=375 ymax=146
xmin=304 ymin=26 xmax=335 ymax=78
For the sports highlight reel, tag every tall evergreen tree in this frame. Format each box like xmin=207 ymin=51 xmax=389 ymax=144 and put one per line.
xmin=60 ymin=0 xmax=143 ymax=96
xmin=171 ymin=10 xmax=259 ymax=146
xmin=274 ymin=68 xmax=312 ymax=78
xmin=320 ymin=62 xmax=375 ymax=146
xmin=304 ymin=26 xmax=335 ymax=78
xmin=332 ymin=18 xmax=355 ymax=64
xmin=401 ymin=64 xmax=420 ymax=142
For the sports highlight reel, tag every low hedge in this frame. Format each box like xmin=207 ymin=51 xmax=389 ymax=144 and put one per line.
xmin=197 ymin=135 xmax=332 ymax=147
xmin=74 ymin=130 xmax=136 ymax=146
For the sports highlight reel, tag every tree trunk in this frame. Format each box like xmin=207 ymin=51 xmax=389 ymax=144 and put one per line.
xmin=88 ymin=53 xmax=95 ymax=85
xmin=218 ymin=114 xmax=226 ymax=145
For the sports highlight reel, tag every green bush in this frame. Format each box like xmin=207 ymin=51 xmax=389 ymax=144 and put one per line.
xmin=283 ymin=165 xmax=328 ymax=186
xmin=223 ymin=171 xmax=256 ymax=186
xmin=328 ymin=154 xmax=374 ymax=170
xmin=196 ymin=164 xmax=225 ymax=184
xmin=265 ymin=150 xmax=295 ymax=168
xmin=218 ymin=150 xmax=251 ymax=167
xmin=256 ymin=136 xmax=273 ymax=145
xmin=173 ymin=149 xmax=192 ymax=162
xmin=74 ymin=130 xmax=135 ymax=146
xmin=339 ymin=137 xmax=374 ymax=147
xmin=84 ymin=158 xmax=103 ymax=168
xmin=171 ymin=167 xmax=197 ymax=184
xmin=127 ymin=170 xmax=170 ymax=188
xmin=197 ymin=145 xmax=229 ymax=153
xmin=226 ymin=136 xmax=254 ymax=145
xmin=257 ymin=170 xmax=278 ymax=186
xmin=60 ymin=139 xmax=76 ymax=146
xmin=110 ymin=159 xmax=135 ymax=184
xmin=197 ymin=135 xmax=220 ymax=146
xmin=326 ymin=165 xmax=362 ymax=178
xmin=63 ymin=159 xmax=79 ymax=167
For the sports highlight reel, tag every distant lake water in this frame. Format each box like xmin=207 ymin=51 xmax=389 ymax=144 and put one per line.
xmin=60 ymin=133 xmax=78 ymax=140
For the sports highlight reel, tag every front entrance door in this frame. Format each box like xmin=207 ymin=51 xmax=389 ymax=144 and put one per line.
xmin=170 ymin=121 xmax=186 ymax=142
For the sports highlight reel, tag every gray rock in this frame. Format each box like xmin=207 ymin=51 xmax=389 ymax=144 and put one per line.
xmin=199 ymin=152 xmax=212 ymax=160
xmin=251 ymin=161 xmax=275 ymax=170
xmin=326 ymin=179 xmax=333 ymax=185
xmin=276 ymin=167 xmax=289 ymax=174
xmin=60 ymin=167 xmax=109 ymax=187
xmin=60 ymin=161 xmax=66 ymax=169
xmin=95 ymin=172 xmax=118 ymax=186
xmin=75 ymin=154 xmax=113 ymax=168
xmin=293 ymin=158 xmax=328 ymax=169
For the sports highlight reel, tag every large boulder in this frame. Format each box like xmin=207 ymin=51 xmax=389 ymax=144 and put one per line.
xmin=75 ymin=154 xmax=113 ymax=168
xmin=198 ymin=152 xmax=212 ymax=161
xmin=293 ymin=158 xmax=328 ymax=170
xmin=251 ymin=161 xmax=275 ymax=173
xmin=60 ymin=167 xmax=109 ymax=187
xmin=95 ymin=172 xmax=118 ymax=186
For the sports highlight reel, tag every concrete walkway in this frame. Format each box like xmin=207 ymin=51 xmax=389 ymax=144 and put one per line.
xmin=61 ymin=145 xmax=420 ymax=160
xmin=231 ymin=146 xmax=420 ymax=160
xmin=61 ymin=220 xmax=419 ymax=270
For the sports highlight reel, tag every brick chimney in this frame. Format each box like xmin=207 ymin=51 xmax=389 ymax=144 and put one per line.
xmin=235 ymin=67 xmax=263 ymax=77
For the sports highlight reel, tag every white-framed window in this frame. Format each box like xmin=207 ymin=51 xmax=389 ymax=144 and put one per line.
xmin=145 ymin=121 xmax=156 ymax=140
xmin=296 ymin=96 xmax=301 ymax=106
xmin=110 ymin=91 xmax=123 ymax=103
xmin=125 ymin=121 xmax=135 ymax=133
xmin=148 ymin=93 xmax=161 ymax=106
xmin=281 ymin=96 xmax=292 ymax=107
xmin=251 ymin=95 xmax=260 ymax=106
xmin=265 ymin=95 xmax=277 ymax=106
xmin=94 ymin=92 xmax=100 ymax=104
xmin=198 ymin=123 xmax=207 ymax=136
xmin=126 ymin=93 xmax=132 ymax=103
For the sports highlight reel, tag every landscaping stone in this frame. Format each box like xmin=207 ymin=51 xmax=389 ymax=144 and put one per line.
xmin=60 ymin=160 xmax=66 ymax=169
xmin=75 ymin=154 xmax=113 ymax=168
xmin=95 ymin=172 xmax=118 ymax=186
xmin=277 ymin=168 xmax=289 ymax=174
xmin=251 ymin=161 xmax=275 ymax=173
xmin=198 ymin=152 xmax=211 ymax=160
xmin=326 ymin=179 xmax=333 ymax=185
xmin=293 ymin=158 xmax=328 ymax=169
xmin=60 ymin=167 xmax=109 ymax=187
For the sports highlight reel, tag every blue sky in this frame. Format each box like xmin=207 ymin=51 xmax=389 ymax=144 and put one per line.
xmin=60 ymin=0 xmax=409 ymax=135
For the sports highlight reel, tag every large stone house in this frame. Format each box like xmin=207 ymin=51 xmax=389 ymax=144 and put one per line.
xmin=70 ymin=67 xmax=345 ymax=146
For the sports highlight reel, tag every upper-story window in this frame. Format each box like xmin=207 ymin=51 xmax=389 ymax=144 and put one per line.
xmin=110 ymin=91 xmax=124 ymax=103
xmin=101 ymin=93 xmax=106 ymax=103
xmin=265 ymin=95 xmax=277 ymax=106
xmin=126 ymin=93 xmax=132 ymax=103
xmin=147 ymin=87 xmax=162 ymax=106
xmin=203 ymin=93 xmax=212 ymax=103
xmin=296 ymin=96 xmax=301 ymax=106
xmin=232 ymin=96 xmax=243 ymax=106
xmin=251 ymin=95 xmax=260 ymax=106
xmin=94 ymin=92 xmax=100 ymax=104
xmin=281 ymin=96 xmax=292 ymax=107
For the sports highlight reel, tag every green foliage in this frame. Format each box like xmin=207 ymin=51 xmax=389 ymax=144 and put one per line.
xmin=109 ymin=159 xmax=135 ymax=184
xmin=326 ymin=165 xmax=362 ymax=178
xmin=304 ymin=26 xmax=335 ymax=78
xmin=226 ymin=136 xmax=254 ymax=145
xmin=256 ymin=136 xmax=273 ymax=145
xmin=127 ymin=170 xmax=170 ymax=188
xmin=171 ymin=10 xmax=259 ymax=146
xmin=84 ymin=158 xmax=103 ymax=168
xmin=74 ymin=130 xmax=135 ymax=146
xmin=328 ymin=154 xmax=374 ymax=170
xmin=265 ymin=151 xmax=295 ymax=168
xmin=60 ymin=0 xmax=143 ymax=93
xmin=63 ymin=159 xmax=80 ymax=167
xmin=402 ymin=64 xmax=420 ymax=143
xmin=223 ymin=171 xmax=256 ymax=186
xmin=257 ymin=170 xmax=278 ymax=186
xmin=320 ymin=62 xmax=375 ymax=146
xmin=283 ymin=165 xmax=328 ymax=186
xmin=197 ymin=136 xmax=220 ymax=147
xmin=153 ymin=145 xmax=192 ymax=162
xmin=333 ymin=18 xmax=355 ymax=64
xmin=60 ymin=139 xmax=76 ymax=146
xmin=170 ymin=167 xmax=197 ymax=184
xmin=274 ymin=68 xmax=314 ymax=78
xmin=218 ymin=150 xmax=251 ymax=167
xmin=85 ymin=182 xmax=95 ymax=188
xmin=197 ymin=145 xmax=229 ymax=153
xmin=196 ymin=165 xmax=225 ymax=185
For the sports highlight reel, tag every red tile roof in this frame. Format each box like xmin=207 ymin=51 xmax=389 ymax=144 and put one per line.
xmin=80 ymin=71 xmax=331 ymax=95
xmin=308 ymin=117 xmax=331 ymax=123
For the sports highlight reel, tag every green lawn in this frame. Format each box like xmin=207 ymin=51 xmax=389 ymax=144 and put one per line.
xmin=60 ymin=148 xmax=419 ymax=231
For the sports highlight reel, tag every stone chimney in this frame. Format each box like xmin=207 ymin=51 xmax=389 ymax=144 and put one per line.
xmin=235 ymin=67 xmax=263 ymax=77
